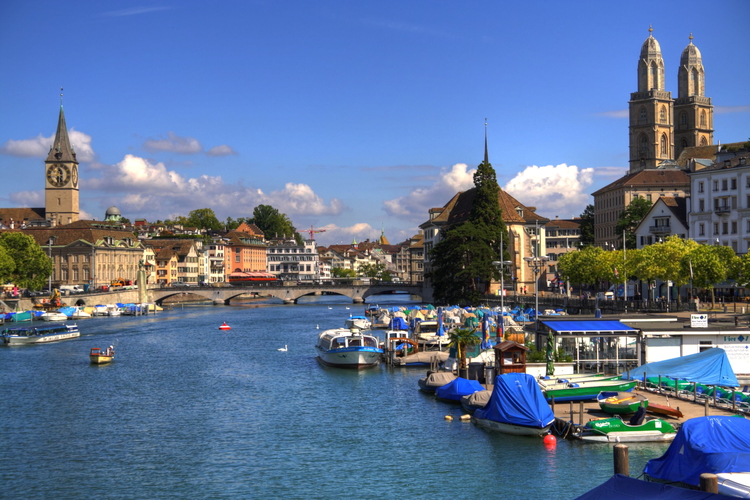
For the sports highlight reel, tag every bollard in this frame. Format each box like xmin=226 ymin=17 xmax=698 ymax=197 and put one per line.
xmin=613 ymin=444 xmax=629 ymax=476
xmin=700 ymin=473 xmax=718 ymax=493
xmin=579 ymin=401 xmax=584 ymax=426
xmin=569 ymin=401 xmax=573 ymax=422
xmin=550 ymin=396 xmax=555 ymax=415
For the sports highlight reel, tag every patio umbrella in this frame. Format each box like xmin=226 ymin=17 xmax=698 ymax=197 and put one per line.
xmin=546 ymin=331 xmax=555 ymax=376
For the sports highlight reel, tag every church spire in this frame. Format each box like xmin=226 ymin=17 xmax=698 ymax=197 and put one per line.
xmin=46 ymin=89 xmax=77 ymax=164
xmin=483 ymin=118 xmax=489 ymax=164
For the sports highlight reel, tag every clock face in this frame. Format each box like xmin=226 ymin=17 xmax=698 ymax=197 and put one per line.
xmin=71 ymin=165 xmax=78 ymax=188
xmin=47 ymin=165 xmax=70 ymax=187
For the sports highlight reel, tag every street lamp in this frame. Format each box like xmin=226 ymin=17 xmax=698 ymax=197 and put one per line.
xmin=523 ymin=255 xmax=549 ymax=332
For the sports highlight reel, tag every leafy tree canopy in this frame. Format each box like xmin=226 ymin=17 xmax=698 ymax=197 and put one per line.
xmin=0 ymin=232 xmax=53 ymax=290
xmin=359 ymin=262 xmax=386 ymax=278
xmin=616 ymin=197 xmax=652 ymax=249
xmin=247 ymin=205 xmax=301 ymax=243
xmin=186 ymin=208 xmax=223 ymax=231
xmin=578 ymin=204 xmax=595 ymax=247
xmin=0 ymin=245 xmax=16 ymax=284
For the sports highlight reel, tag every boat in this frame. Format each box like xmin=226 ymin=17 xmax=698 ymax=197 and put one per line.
xmin=90 ymin=346 xmax=115 ymax=364
xmin=70 ymin=307 xmax=92 ymax=319
xmin=435 ymin=377 xmax=485 ymax=403
xmin=92 ymin=305 xmax=109 ymax=316
xmin=413 ymin=320 xmax=449 ymax=350
xmin=646 ymin=402 xmax=684 ymax=419
xmin=393 ymin=350 xmax=449 ymax=367
xmin=417 ymin=371 xmax=456 ymax=392
xmin=106 ymin=305 xmax=121 ymax=317
xmin=472 ymin=373 xmax=556 ymax=436
xmin=3 ymin=311 xmax=33 ymax=322
xmin=645 ymin=415 xmax=750 ymax=494
xmin=541 ymin=379 xmax=638 ymax=402
xmin=597 ymin=391 xmax=649 ymax=414
xmin=2 ymin=323 xmax=80 ymax=345
xmin=219 ymin=322 xmax=231 ymax=331
xmin=315 ymin=328 xmax=383 ymax=369
xmin=461 ymin=389 xmax=491 ymax=414
xmin=40 ymin=311 xmax=68 ymax=321
xmin=344 ymin=315 xmax=371 ymax=330
xmin=578 ymin=413 xmax=677 ymax=443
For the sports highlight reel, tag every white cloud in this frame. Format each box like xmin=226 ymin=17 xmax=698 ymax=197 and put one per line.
xmin=595 ymin=109 xmax=629 ymax=118
xmin=8 ymin=190 xmax=43 ymax=207
xmin=0 ymin=129 xmax=95 ymax=162
xmin=142 ymin=132 xmax=203 ymax=154
xmin=503 ymin=163 xmax=594 ymax=217
xmin=382 ymin=163 xmax=476 ymax=221
xmin=206 ymin=145 xmax=238 ymax=156
xmin=315 ymin=223 xmax=377 ymax=245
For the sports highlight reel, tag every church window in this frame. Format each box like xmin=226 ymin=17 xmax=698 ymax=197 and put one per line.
xmin=651 ymin=63 xmax=659 ymax=88
xmin=700 ymin=136 xmax=707 ymax=147
xmin=680 ymin=112 xmax=687 ymax=127
xmin=639 ymin=134 xmax=648 ymax=155
xmin=660 ymin=134 xmax=668 ymax=156
xmin=659 ymin=106 xmax=667 ymax=124
xmin=639 ymin=107 xmax=647 ymax=122
xmin=700 ymin=111 xmax=706 ymax=128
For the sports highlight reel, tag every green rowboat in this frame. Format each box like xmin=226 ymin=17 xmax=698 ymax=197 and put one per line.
xmin=543 ymin=380 xmax=638 ymax=402
xmin=597 ymin=391 xmax=649 ymax=414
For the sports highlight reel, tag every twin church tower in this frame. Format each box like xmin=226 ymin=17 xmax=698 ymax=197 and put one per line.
xmin=629 ymin=27 xmax=713 ymax=173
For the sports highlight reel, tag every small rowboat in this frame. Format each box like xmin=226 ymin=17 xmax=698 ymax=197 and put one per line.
xmin=646 ymin=403 xmax=683 ymax=419
xmin=90 ymin=346 xmax=115 ymax=364
xmin=597 ymin=391 xmax=649 ymax=415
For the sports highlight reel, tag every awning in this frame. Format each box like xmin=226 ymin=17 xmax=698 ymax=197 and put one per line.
xmin=541 ymin=320 xmax=638 ymax=335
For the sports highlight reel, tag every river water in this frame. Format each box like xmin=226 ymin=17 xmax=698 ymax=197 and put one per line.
xmin=0 ymin=295 xmax=671 ymax=499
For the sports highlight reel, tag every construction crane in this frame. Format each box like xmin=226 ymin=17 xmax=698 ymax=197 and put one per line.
xmin=305 ymin=225 xmax=326 ymax=241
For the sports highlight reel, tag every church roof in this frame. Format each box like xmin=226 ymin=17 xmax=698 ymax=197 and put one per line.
xmin=680 ymin=36 xmax=702 ymax=66
xmin=45 ymin=105 xmax=77 ymax=164
xmin=640 ymin=29 xmax=663 ymax=60
xmin=9 ymin=220 xmax=140 ymax=247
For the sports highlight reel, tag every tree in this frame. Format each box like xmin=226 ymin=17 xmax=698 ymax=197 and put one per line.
xmin=332 ymin=267 xmax=356 ymax=278
xmin=578 ymin=204 xmax=595 ymax=247
xmin=615 ymin=197 xmax=652 ymax=249
xmin=684 ymin=244 xmax=727 ymax=308
xmin=0 ymin=232 xmax=53 ymax=290
xmin=247 ymin=205 xmax=301 ymax=242
xmin=558 ymin=246 xmax=607 ymax=293
xmin=0 ymin=245 xmax=16 ymax=284
xmin=359 ymin=263 xmax=385 ymax=278
xmin=427 ymin=158 xmax=507 ymax=305
xmin=446 ymin=327 xmax=480 ymax=372
xmin=186 ymin=208 xmax=223 ymax=231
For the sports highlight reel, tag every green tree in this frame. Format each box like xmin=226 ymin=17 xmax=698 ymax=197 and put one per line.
xmin=247 ymin=205 xmax=301 ymax=242
xmin=359 ymin=262 xmax=385 ymax=278
xmin=0 ymin=233 xmax=53 ymax=290
xmin=0 ymin=245 xmax=16 ymax=284
xmin=447 ymin=327 xmax=480 ymax=371
xmin=558 ymin=246 xmax=607 ymax=293
xmin=616 ymin=197 xmax=652 ymax=249
xmin=684 ymin=244 xmax=727 ymax=308
xmin=332 ymin=267 xmax=356 ymax=278
xmin=186 ymin=208 xmax=223 ymax=231
xmin=578 ymin=204 xmax=595 ymax=247
xmin=427 ymin=158 xmax=507 ymax=305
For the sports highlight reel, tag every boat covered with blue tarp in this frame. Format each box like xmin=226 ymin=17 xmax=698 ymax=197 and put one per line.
xmin=435 ymin=377 xmax=484 ymax=402
xmin=622 ymin=348 xmax=739 ymax=388
xmin=574 ymin=473 xmax=737 ymax=500
xmin=389 ymin=317 xmax=408 ymax=330
xmin=472 ymin=373 xmax=555 ymax=436
xmin=644 ymin=416 xmax=750 ymax=486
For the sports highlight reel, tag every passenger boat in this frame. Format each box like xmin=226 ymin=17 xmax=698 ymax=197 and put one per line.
xmin=315 ymin=328 xmax=383 ymax=369
xmin=473 ymin=373 xmax=556 ymax=436
xmin=541 ymin=379 xmax=638 ymax=402
xmin=1 ymin=323 xmax=80 ymax=345
xmin=90 ymin=346 xmax=115 ymax=364
xmin=344 ymin=315 xmax=371 ymax=330
xmin=578 ymin=414 xmax=677 ymax=443
xmin=597 ymin=391 xmax=649 ymax=414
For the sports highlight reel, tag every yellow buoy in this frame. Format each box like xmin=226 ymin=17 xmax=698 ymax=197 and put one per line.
xmin=460 ymin=414 xmax=471 ymax=421
xmin=445 ymin=415 xmax=453 ymax=421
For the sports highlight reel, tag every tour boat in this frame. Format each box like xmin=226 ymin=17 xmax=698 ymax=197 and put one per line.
xmin=2 ymin=323 xmax=80 ymax=345
xmin=315 ymin=328 xmax=383 ymax=369
xmin=90 ymin=346 xmax=115 ymax=364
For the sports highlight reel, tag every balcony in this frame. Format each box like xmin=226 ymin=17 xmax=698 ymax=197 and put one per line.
xmin=715 ymin=206 xmax=732 ymax=215
xmin=649 ymin=225 xmax=671 ymax=234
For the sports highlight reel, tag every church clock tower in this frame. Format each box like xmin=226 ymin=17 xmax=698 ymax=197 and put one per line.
xmin=629 ymin=27 xmax=674 ymax=173
xmin=674 ymin=34 xmax=714 ymax=158
xmin=45 ymin=102 xmax=79 ymax=225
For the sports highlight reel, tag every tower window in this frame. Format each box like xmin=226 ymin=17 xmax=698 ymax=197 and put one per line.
xmin=680 ymin=112 xmax=687 ymax=127
xmin=639 ymin=107 xmax=647 ymax=122
xmin=700 ymin=111 xmax=707 ymax=128
xmin=660 ymin=134 xmax=668 ymax=156
xmin=660 ymin=106 xmax=667 ymax=124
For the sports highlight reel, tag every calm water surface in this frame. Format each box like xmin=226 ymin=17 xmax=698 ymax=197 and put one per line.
xmin=0 ymin=295 xmax=670 ymax=499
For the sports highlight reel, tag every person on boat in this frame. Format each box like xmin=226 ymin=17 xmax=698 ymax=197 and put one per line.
xmin=106 ymin=345 xmax=114 ymax=356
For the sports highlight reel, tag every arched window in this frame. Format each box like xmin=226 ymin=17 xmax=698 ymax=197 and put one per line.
xmin=680 ymin=112 xmax=687 ymax=127
xmin=640 ymin=135 xmax=649 ymax=155
xmin=681 ymin=138 xmax=688 ymax=150
xmin=660 ymin=134 xmax=668 ymax=156
xmin=700 ymin=136 xmax=708 ymax=146
xmin=640 ymin=107 xmax=647 ymax=122
xmin=700 ymin=110 xmax=707 ymax=128
xmin=651 ymin=63 xmax=659 ymax=88
xmin=660 ymin=106 xmax=667 ymax=123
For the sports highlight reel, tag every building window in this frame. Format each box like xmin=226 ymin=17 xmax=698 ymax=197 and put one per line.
xmin=660 ymin=134 xmax=667 ymax=156
xmin=699 ymin=199 xmax=705 ymax=212
xmin=714 ymin=180 xmax=719 ymax=191
xmin=700 ymin=111 xmax=707 ymax=128
xmin=659 ymin=106 xmax=667 ymax=123
xmin=732 ymin=221 xmax=738 ymax=234
xmin=698 ymin=182 xmax=704 ymax=193
xmin=646 ymin=194 xmax=652 ymax=202
xmin=732 ymin=178 xmax=737 ymax=190
xmin=722 ymin=179 xmax=728 ymax=191
xmin=714 ymin=222 xmax=719 ymax=235
xmin=699 ymin=223 xmax=705 ymax=236
xmin=639 ymin=107 xmax=647 ymax=122
xmin=723 ymin=222 xmax=728 ymax=235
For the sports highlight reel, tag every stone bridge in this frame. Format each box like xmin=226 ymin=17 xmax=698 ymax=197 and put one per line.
xmin=151 ymin=282 xmax=424 ymax=305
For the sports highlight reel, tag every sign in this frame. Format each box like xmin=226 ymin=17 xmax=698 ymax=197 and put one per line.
xmin=691 ymin=314 xmax=708 ymax=328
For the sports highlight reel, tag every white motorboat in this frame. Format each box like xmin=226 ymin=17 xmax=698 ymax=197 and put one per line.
xmin=40 ymin=311 xmax=68 ymax=321
xmin=344 ymin=315 xmax=371 ymax=330
xmin=315 ymin=328 xmax=383 ymax=369
xmin=2 ymin=323 xmax=80 ymax=345
xmin=70 ymin=308 xmax=92 ymax=319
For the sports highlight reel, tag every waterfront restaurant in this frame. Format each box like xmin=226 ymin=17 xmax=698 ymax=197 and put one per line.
xmin=536 ymin=320 xmax=641 ymax=374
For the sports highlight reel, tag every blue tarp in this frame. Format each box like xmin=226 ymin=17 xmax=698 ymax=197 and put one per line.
xmin=542 ymin=320 xmax=638 ymax=333
xmin=623 ymin=348 xmax=739 ymax=388
xmin=389 ymin=317 xmax=408 ymax=330
xmin=473 ymin=373 xmax=555 ymax=429
xmin=435 ymin=377 xmax=484 ymax=402
xmin=645 ymin=416 xmax=750 ymax=486
xmin=575 ymin=474 xmax=736 ymax=500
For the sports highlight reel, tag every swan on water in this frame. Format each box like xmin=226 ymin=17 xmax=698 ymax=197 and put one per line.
xmin=277 ymin=345 xmax=288 ymax=352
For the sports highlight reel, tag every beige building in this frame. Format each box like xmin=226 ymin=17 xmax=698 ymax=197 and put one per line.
xmin=145 ymin=239 xmax=201 ymax=284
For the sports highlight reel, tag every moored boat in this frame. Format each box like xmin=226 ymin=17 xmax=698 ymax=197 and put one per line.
xmin=2 ymin=323 xmax=80 ymax=345
xmin=344 ymin=315 xmax=371 ymax=330
xmin=579 ymin=412 xmax=677 ymax=443
xmin=90 ymin=345 xmax=115 ymax=364
xmin=435 ymin=377 xmax=485 ymax=403
xmin=473 ymin=373 xmax=556 ymax=436
xmin=461 ymin=389 xmax=491 ymax=414
xmin=40 ymin=311 xmax=68 ymax=321
xmin=541 ymin=379 xmax=638 ymax=402
xmin=418 ymin=371 xmax=456 ymax=392
xmin=315 ymin=328 xmax=383 ymax=369
xmin=597 ymin=391 xmax=649 ymax=414
xmin=646 ymin=403 xmax=684 ymax=419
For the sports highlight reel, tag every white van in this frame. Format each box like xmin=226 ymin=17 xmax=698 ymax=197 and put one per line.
xmin=59 ymin=285 xmax=84 ymax=294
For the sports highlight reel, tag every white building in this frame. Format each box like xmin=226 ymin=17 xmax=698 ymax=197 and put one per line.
xmin=634 ymin=197 xmax=689 ymax=248
xmin=267 ymin=238 xmax=320 ymax=282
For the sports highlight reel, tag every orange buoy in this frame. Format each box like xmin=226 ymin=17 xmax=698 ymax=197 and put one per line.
xmin=543 ymin=434 xmax=556 ymax=446
xmin=219 ymin=322 xmax=231 ymax=331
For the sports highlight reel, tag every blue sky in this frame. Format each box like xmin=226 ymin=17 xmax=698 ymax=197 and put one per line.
xmin=1 ymin=1 xmax=748 ymax=246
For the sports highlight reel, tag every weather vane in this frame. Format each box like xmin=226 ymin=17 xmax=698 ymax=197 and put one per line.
xmin=60 ymin=87 xmax=64 ymax=105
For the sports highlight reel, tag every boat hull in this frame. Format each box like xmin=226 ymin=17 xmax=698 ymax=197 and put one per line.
xmin=578 ymin=431 xmax=677 ymax=443
xmin=2 ymin=324 xmax=80 ymax=345
xmin=316 ymin=347 xmax=382 ymax=369
xmin=582 ymin=416 xmax=677 ymax=443
xmin=90 ymin=354 xmax=114 ymax=364
xmin=472 ymin=416 xmax=552 ymax=436
xmin=597 ymin=391 xmax=649 ymax=414
xmin=544 ymin=380 xmax=638 ymax=402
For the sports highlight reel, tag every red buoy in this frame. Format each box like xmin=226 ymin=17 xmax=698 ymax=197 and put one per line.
xmin=219 ymin=322 xmax=231 ymax=331
xmin=543 ymin=434 xmax=556 ymax=447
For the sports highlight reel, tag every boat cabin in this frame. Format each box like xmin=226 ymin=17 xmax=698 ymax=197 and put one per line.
xmin=414 ymin=321 xmax=438 ymax=335
xmin=317 ymin=329 xmax=379 ymax=350
xmin=493 ymin=341 xmax=529 ymax=374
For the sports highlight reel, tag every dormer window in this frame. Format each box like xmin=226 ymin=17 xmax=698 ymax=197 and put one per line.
xmin=515 ymin=207 xmax=523 ymax=218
